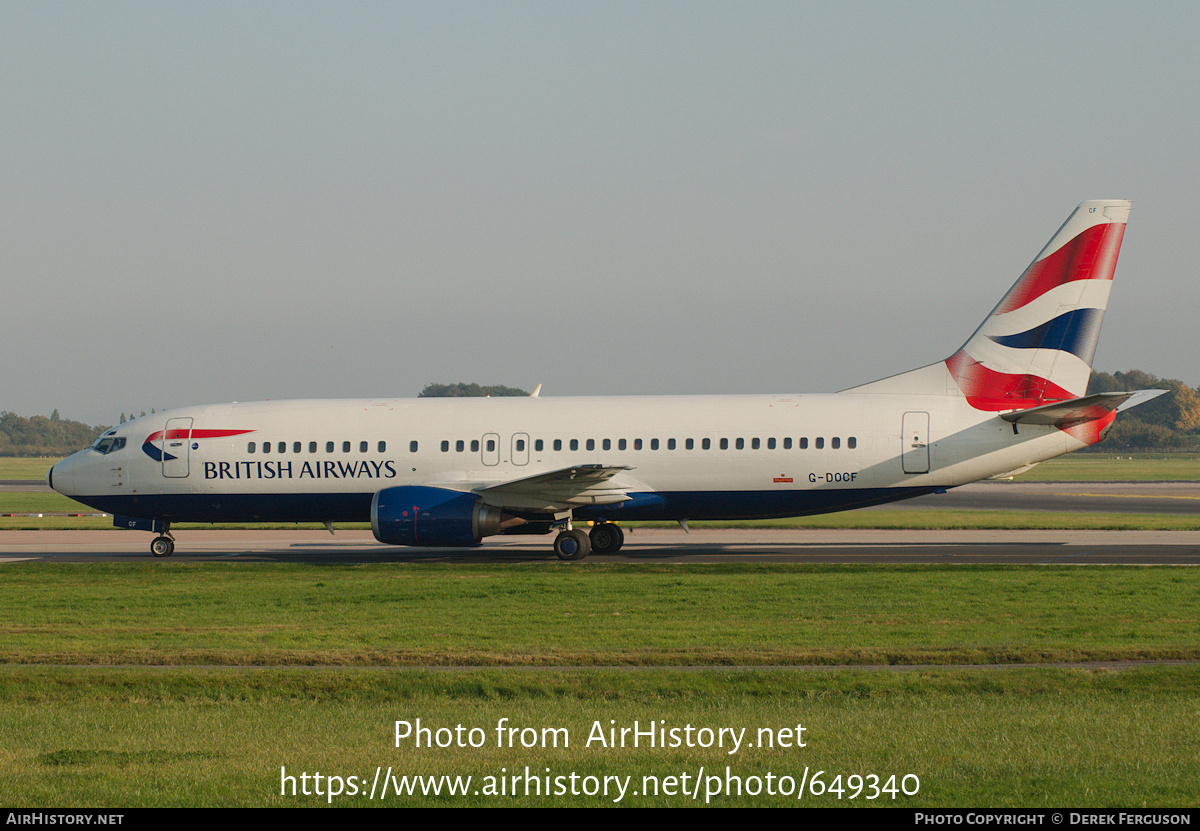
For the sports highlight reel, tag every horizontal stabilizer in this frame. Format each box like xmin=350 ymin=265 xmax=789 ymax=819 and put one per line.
xmin=999 ymin=389 xmax=1168 ymax=426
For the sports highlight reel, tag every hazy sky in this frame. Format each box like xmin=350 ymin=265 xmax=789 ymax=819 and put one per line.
xmin=4 ymin=1 xmax=1198 ymax=426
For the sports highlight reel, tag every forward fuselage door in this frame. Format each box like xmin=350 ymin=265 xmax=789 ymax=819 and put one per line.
xmin=482 ymin=432 xmax=500 ymax=466
xmin=162 ymin=417 xmax=193 ymax=478
xmin=901 ymin=411 xmax=930 ymax=474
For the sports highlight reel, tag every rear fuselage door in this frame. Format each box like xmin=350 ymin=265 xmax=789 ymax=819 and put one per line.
xmin=162 ymin=417 xmax=192 ymax=478
xmin=901 ymin=411 xmax=930 ymax=474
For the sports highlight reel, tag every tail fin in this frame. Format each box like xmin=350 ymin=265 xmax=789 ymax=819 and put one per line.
xmin=844 ymin=200 xmax=1131 ymax=407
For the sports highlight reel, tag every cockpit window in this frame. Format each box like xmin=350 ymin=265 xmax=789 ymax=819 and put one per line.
xmin=91 ymin=436 xmax=126 ymax=454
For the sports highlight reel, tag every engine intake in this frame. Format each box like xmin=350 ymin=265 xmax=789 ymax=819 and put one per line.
xmin=371 ymin=486 xmax=506 ymax=547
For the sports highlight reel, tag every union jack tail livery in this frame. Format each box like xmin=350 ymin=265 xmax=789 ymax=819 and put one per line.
xmin=948 ymin=199 xmax=1129 ymax=411
xmin=846 ymin=200 xmax=1134 ymax=409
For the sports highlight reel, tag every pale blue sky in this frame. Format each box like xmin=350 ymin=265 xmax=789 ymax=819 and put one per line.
xmin=4 ymin=1 xmax=1198 ymax=425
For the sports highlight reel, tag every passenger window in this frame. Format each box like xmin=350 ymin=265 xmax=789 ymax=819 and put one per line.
xmin=534 ymin=440 xmax=543 ymax=452
xmin=359 ymin=441 xmax=368 ymax=453
xmin=410 ymin=441 xmax=419 ymax=452
xmin=553 ymin=439 xmax=562 ymax=451
xmin=486 ymin=439 xmax=495 ymax=452
xmin=767 ymin=438 xmax=776 ymax=449
xmin=472 ymin=440 xmax=480 ymax=452
xmin=342 ymin=441 xmax=351 ymax=453
xmin=278 ymin=442 xmax=286 ymax=453
xmin=667 ymin=438 xmax=676 ymax=450
xmin=457 ymin=440 xmax=466 ymax=452
xmin=619 ymin=439 xmax=627 ymax=450
xmin=720 ymin=438 xmax=729 ymax=450
xmin=441 ymin=440 xmax=450 ymax=452
xmin=378 ymin=441 xmax=386 ymax=452
xmin=248 ymin=442 xmax=256 ymax=453
xmin=702 ymin=438 xmax=711 ymax=450
xmin=800 ymin=438 xmax=808 ymax=449
xmin=309 ymin=442 xmax=317 ymax=453
xmin=751 ymin=438 xmax=759 ymax=449
xmin=816 ymin=437 xmax=825 ymax=449
xmin=832 ymin=437 xmax=840 ymax=449
xmin=686 ymin=438 xmax=694 ymax=450
xmin=326 ymin=441 xmax=334 ymax=453
xmin=634 ymin=439 xmax=643 ymax=450
xmin=570 ymin=439 xmax=578 ymax=451
xmin=586 ymin=439 xmax=594 ymax=451
xmin=294 ymin=442 xmax=302 ymax=453
xmin=848 ymin=437 xmax=857 ymax=449
xmin=736 ymin=438 xmax=745 ymax=450
xmin=783 ymin=438 xmax=792 ymax=449
xmin=517 ymin=439 xmax=526 ymax=451
xmin=651 ymin=438 xmax=659 ymax=450
xmin=603 ymin=439 xmax=611 ymax=450
xmin=263 ymin=442 xmax=271 ymax=454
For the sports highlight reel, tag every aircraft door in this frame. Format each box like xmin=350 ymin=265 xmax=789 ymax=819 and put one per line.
xmin=482 ymin=433 xmax=500 ymax=466
xmin=512 ymin=433 xmax=529 ymax=466
xmin=162 ymin=417 xmax=193 ymax=478
xmin=901 ymin=412 xmax=930 ymax=474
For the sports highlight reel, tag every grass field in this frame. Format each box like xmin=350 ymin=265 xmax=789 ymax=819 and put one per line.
xmin=2 ymin=664 xmax=1197 ymax=807
xmin=2 ymin=563 xmax=1197 ymax=666
xmin=4 ymin=452 xmax=1199 ymax=807
xmin=0 ymin=562 xmax=1198 ymax=807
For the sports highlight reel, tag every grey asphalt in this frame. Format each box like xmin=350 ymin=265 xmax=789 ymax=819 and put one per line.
xmin=3 ymin=528 xmax=1199 ymax=564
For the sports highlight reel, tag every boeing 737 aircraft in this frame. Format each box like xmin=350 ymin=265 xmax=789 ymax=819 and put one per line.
xmin=49 ymin=200 xmax=1164 ymax=560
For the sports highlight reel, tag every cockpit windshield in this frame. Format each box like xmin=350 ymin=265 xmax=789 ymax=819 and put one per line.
xmin=91 ymin=436 xmax=126 ymax=454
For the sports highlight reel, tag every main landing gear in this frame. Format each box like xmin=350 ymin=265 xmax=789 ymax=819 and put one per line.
xmin=150 ymin=524 xmax=175 ymax=557
xmin=552 ymin=522 xmax=624 ymax=561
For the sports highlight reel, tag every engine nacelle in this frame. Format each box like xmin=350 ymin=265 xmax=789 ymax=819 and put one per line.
xmin=371 ymin=486 xmax=505 ymax=547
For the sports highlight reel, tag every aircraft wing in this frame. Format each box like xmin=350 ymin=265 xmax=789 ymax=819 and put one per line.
xmin=1000 ymin=389 xmax=1168 ymax=426
xmin=474 ymin=464 xmax=636 ymax=512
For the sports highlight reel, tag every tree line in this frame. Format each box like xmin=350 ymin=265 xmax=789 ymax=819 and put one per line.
xmin=3 ymin=372 xmax=1198 ymax=457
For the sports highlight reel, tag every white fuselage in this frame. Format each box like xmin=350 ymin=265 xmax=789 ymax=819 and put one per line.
xmin=50 ymin=391 xmax=1079 ymax=526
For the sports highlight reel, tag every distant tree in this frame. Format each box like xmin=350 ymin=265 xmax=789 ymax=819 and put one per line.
xmin=1089 ymin=371 xmax=1200 ymax=433
xmin=120 ymin=414 xmax=126 ymax=424
xmin=1087 ymin=370 xmax=1200 ymax=450
xmin=51 ymin=409 xmax=60 ymax=422
xmin=419 ymin=383 xmax=529 ymax=398
xmin=0 ymin=411 xmax=110 ymax=456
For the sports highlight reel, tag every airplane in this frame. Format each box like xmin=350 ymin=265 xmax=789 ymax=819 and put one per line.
xmin=48 ymin=199 xmax=1165 ymax=560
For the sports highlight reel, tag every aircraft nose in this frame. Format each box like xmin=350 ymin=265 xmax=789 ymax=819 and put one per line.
xmin=47 ymin=457 xmax=73 ymax=495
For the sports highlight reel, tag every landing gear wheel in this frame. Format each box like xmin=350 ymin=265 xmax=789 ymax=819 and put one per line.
xmin=554 ymin=528 xmax=591 ymax=561
xmin=150 ymin=536 xmax=175 ymax=558
xmin=589 ymin=523 xmax=624 ymax=554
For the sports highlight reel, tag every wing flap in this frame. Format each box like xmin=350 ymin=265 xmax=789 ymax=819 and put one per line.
xmin=476 ymin=464 xmax=637 ymax=512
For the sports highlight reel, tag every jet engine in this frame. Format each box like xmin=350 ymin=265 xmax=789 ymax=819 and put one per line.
xmin=371 ymin=486 xmax=507 ymax=547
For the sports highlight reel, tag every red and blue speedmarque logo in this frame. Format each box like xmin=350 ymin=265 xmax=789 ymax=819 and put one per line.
xmin=142 ymin=429 xmax=255 ymax=462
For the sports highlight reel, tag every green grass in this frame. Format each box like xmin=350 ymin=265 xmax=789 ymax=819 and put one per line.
xmin=0 ymin=457 xmax=60 ymax=479
xmin=1 ymin=562 xmax=1196 ymax=807
xmin=1021 ymin=453 xmax=1200 ymax=481
xmin=0 ymin=665 xmax=1197 ymax=807
xmin=0 ymin=563 xmax=1196 ymax=667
